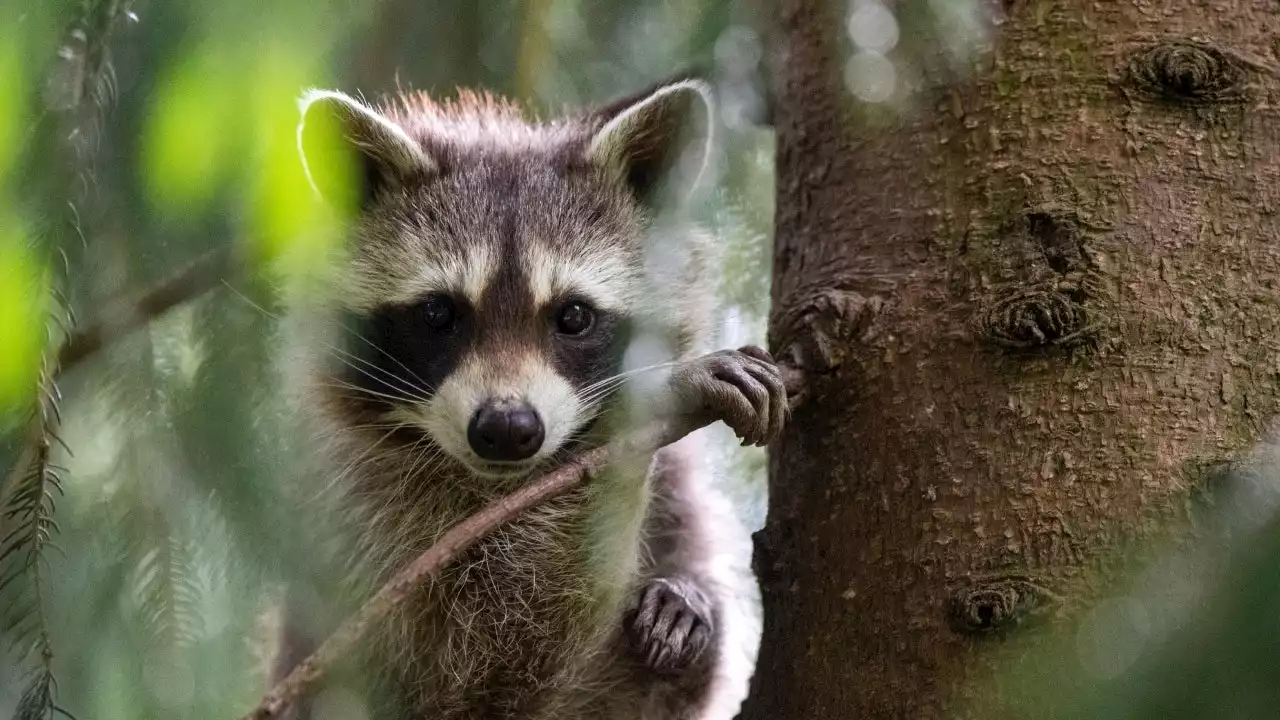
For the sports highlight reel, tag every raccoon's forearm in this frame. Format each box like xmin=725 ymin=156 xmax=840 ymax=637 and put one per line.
xmin=245 ymin=422 xmax=687 ymax=720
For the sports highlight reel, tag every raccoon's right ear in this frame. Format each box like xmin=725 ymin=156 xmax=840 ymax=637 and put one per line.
xmin=297 ymin=90 xmax=434 ymax=211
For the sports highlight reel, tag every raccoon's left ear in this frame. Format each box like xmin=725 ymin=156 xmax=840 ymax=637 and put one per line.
xmin=585 ymin=78 xmax=713 ymax=206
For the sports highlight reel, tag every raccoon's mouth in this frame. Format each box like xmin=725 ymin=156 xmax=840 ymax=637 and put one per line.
xmin=465 ymin=459 xmax=540 ymax=479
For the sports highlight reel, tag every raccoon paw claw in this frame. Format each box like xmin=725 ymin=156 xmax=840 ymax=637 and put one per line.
xmin=669 ymin=345 xmax=787 ymax=446
xmin=626 ymin=578 xmax=713 ymax=675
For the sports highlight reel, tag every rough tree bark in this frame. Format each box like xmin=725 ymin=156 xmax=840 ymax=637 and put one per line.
xmin=746 ymin=0 xmax=1280 ymax=717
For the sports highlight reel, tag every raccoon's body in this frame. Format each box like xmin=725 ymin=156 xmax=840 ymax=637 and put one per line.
xmin=275 ymin=78 xmax=784 ymax=719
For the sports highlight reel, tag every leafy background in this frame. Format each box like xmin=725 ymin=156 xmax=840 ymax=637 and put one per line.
xmin=0 ymin=0 xmax=773 ymax=717
xmin=5 ymin=1 xmax=1280 ymax=719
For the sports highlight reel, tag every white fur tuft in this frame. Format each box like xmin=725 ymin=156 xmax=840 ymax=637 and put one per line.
xmin=662 ymin=431 xmax=763 ymax=720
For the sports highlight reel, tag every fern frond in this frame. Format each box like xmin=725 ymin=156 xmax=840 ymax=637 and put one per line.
xmin=130 ymin=527 xmax=205 ymax=650
xmin=0 ymin=362 xmax=66 ymax=720
xmin=14 ymin=665 xmax=78 ymax=720
xmin=1 ymin=386 xmax=62 ymax=625
xmin=2 ymin=0 xmax=135 ymax=711
xmin=14 ymin=668 xmax=54 ymax=720
xmin=0 ymin=269 xmax=75 ymax=718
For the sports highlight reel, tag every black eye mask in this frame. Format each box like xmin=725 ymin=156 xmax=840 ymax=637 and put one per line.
xmin=340 ymin=296 xmax=472 ymax=412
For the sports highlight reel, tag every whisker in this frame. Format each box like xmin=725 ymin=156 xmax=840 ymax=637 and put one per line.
xmin=571 ymin=359 xmax=685 ymax=411
xmin=575 ymin=388 xmax=624 ymax=410
xmin=321 ymin=379 xmax=426 ymax=407
xmin=338 ymin=323 xmax=436 ymax=396
xmin=222 ymin=279 xmax=436 ymax=401
xmin=577 ymin=376 xmax=628 ymax=401
xmin=311 ymin=421 xmax=415 ymax=443
xmin=323 ymin=344 xmax=435 ymax=402
xmin=576 ymin=360 xmax=680 ymax=397
xmin=574 ymin=375 xmax=652 ymax=408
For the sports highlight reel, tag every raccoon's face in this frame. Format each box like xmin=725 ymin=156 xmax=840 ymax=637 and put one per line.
xmin=297 ymin=80 xmax=710 ymax=478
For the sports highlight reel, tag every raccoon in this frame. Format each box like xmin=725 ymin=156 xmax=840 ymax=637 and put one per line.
xmin=274 ymin=77 xmax=786 ymax=719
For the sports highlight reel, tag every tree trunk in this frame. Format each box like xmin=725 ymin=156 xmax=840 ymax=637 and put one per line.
xmin=747 ymin=1 xmax=1280 ymax=717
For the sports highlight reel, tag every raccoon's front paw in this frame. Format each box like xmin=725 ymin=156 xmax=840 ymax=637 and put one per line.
xmin=626 ymin=577 xmax=714 ymax=675
xmin=668 ymin=346 xmax=786 ymax=446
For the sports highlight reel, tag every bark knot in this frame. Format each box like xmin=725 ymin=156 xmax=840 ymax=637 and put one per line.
xmin=948 ymin=575 xmax=1061 ymax=635
xmin=977 ymin=280 xmax=1096 ymax=350
xmin=771 ymin=287 xmax=883 ymax=378
xmin=1125 ymin=40 xmax=1249 ymax=105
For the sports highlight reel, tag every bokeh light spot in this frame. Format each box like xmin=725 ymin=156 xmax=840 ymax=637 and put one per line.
xmin=847 ymin=1 xmax=899 ymax=54
xmin=844 ymin=50 xmax=897 ymax=103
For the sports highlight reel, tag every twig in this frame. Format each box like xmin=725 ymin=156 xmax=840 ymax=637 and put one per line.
xmin=58 ymin=247 xmax=235 ymax=369
xmin=5 ymin=248 xmax=234 ymax=532
xmin=239 ymin=422 xmax=684 ymax=720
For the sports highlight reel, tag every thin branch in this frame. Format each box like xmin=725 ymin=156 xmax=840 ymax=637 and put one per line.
xmin=239 ymin=422 xmax=685 ymax=720
xmin=58 ymin=247 xmax=235 ymax=369
xmin=5 ymin=247 xmax=233 ymax=537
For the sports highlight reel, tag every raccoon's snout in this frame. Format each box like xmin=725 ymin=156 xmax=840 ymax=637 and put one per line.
xmin=467 ymin=400 xmax=545 ymax=462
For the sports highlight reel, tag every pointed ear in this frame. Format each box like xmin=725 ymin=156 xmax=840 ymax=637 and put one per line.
xmin=584 ymin=79 xmax=713 ymax=205
xmin=296 ymin=89 xmax=433 ymax=211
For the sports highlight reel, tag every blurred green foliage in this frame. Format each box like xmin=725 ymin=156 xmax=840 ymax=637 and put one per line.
xmin=0 ymin=0 xmax=775 ymax=717
xmin=0 ymin=31 xmax=29 ymax=183
xmin=0 ymin=26 xmax=41 ymax=416
xmin=964 ymin=449 xmax=1280 ymax=720
xmin=5 ymin=0 xmax=1280 ymax=719
xmin=0 ymin=237 xmax=46 ymax=414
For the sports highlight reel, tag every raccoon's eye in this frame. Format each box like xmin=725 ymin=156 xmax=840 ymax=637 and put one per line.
xmin=420 ymin=294 xmax=456 ymax=330
xmin=555 ymin=301 xmax=595 ymax=336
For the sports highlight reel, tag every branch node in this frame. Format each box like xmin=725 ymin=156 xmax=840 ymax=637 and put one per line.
xmin=1124 ymin=40 xmax=1252 ymax=106
xmin=770 ymin=287 xmax=884 ymax=406
xmin=948 ymin=574 xmax=1062 ymax=635
xmin=976 ymin=278 xmax=1099 ymax=350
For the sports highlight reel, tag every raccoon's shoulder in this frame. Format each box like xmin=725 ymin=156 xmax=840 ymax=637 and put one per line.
xmin=637 ymin=220 xmax=718 ymax=359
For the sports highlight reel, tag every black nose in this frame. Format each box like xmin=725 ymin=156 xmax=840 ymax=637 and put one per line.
xmin=467 ymin=401 xmax=545 ymax=462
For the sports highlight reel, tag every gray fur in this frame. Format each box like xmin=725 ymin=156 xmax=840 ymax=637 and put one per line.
xmin=276 ymin=79 xmax=779 ymax=719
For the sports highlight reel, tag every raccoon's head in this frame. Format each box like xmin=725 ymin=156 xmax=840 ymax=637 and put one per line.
xmin=295 ymin=79 xmax=711 ymax=479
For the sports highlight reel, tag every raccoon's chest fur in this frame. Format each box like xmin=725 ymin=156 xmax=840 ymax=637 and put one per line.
xmin=360 ymin=479 xmax=645 ymax=718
